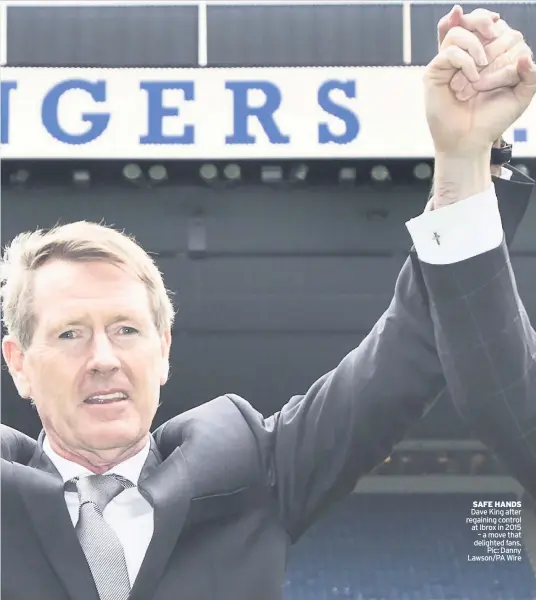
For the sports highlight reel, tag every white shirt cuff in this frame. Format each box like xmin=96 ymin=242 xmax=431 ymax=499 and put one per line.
xmin=501 ymin=166 xmax=513 ymax=180
xmin=406 ymin=185 xmax=503 ymax=265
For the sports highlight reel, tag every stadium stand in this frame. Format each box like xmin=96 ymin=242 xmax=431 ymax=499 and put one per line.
xmin=285 ymin=494 xmax=536 ymax=600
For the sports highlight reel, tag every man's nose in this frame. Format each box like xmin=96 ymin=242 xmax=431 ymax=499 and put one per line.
xmin=87 ymin=334 xmax=121 ymax=373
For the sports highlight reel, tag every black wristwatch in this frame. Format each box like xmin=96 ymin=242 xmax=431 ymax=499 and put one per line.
xmin=491 ymin=139 xmax=513 ymax=166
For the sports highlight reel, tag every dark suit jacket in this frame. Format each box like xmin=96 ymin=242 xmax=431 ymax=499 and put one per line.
xmin=1 ymin=167 xmax=533 ymax=600
xmin=417 ymin=167 xmax=536 ymax=501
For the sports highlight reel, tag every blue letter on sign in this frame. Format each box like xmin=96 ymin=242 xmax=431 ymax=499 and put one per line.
xmin=318 ymin=80 xmax=359 ymax=144
xmin=225 ymin=81 xmax=290 ymax=144
xmin=42 ymin=79 xmax=110 ymax=144
xmin=1 ymin=81 xmax=17 ymax=144
xmin=140 ymin=81 xmax=194 ymax=144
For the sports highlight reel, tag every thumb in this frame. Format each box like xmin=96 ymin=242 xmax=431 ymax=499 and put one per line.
xmin=515 ymin=55 xmax=536 ymax=103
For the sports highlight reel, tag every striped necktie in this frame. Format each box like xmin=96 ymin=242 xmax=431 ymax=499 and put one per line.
xmin=67 ymin=474 xmax=135 ymax=600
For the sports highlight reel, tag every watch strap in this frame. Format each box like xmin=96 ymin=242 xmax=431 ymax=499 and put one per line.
xmin=491 ymin=140 xmax=513 ymax=166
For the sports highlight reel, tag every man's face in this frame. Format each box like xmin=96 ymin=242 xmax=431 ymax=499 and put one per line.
xmin=3 ymin=259 xmax=171 ymax=457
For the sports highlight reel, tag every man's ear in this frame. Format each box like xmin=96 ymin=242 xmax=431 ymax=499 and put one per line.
xmin=2 ymin=335 xmax=32 ymax=399
xmin=159 ymin=329 xmax=172 ymax=386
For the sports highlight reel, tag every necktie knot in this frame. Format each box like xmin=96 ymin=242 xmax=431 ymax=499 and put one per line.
xmin=67 ymin=474 xmax=134 ymax=512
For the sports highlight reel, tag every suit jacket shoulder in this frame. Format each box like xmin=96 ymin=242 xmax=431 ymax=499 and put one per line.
xmin=153 ymin=395 xmax=273 ymax=498
xmin=1 ymin=424 xmax=37 ymax=463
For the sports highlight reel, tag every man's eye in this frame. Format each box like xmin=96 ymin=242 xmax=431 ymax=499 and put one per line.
xmin=58 ymin=331 xmax=76 ymax=340
xmin=120 ymin=327 xmax=139 ymax=335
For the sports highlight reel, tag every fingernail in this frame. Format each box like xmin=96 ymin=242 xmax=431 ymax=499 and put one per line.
xmin=457 ymin=89 xmax=475 ymax=102
xmin=451 ymin=79 xmax=465 ymax=93
xmin=479 ymin=55 xmax=489 ymax=67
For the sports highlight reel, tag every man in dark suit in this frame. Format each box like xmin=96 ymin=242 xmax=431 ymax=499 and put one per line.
xmin=1 ymin=8 xmax=534 ymax=600
xmin=407 ymin=16 xmax=536 ymax=501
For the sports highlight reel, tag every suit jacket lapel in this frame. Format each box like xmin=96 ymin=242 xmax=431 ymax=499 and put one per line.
xmin=129 ymin=438 xmax=192 ymax=600
xmin=17 ymin=431 xmax=194 ymax=600
xmin=20 ymin=434 xmax=100 ymax=600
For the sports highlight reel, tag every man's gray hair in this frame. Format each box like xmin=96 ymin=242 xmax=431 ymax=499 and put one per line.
xmin=1 ymin=221 xmax=175 ymax=348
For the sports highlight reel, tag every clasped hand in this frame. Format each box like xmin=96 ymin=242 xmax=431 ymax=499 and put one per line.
xmin=425 ymin=4 xmax=536 ymax=156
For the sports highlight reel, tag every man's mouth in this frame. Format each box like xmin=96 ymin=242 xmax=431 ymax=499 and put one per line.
xmin=84 ymin=392 xmax=129 ymax=405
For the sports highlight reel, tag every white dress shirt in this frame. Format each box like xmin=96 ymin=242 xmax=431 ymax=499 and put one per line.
xmin=406 ymin=167 xmax=512 ymax=264
xmin=43 ymin=437 xmax=154 ymax=586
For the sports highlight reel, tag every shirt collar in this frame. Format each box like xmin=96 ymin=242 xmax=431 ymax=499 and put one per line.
xmin=43 ymin=435 xmax=151 ymax=485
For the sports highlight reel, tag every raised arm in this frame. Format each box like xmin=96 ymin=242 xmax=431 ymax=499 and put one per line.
xmin=415 ymin=233 xmax=536 ymax=500
xmin=407 ymin=18 xmax=536 ymax=498
xmin=240 ymin=11 xmax=536 ymax=540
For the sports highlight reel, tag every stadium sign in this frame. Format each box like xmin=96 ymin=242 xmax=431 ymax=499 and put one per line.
xmin=1 ymin=67 xmax=534 ymax=159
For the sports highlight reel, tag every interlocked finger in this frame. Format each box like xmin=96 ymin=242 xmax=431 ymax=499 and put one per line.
xmin=484 ymin=24 xmax=525 ymax=64
xmin=441 ymin=26 xmax=489 ymax=70
xmin=437 ymin=6 xmax=500 ymax=49
xmin=473 ymin=40 xmax=532 ymax=92
xmin=473 ymin=60 xmax=527 ymax=92
xmin=428 ymin=45 xmax=482 ymax=84
xmin=449 ymin=21 xmax=529 ymax=99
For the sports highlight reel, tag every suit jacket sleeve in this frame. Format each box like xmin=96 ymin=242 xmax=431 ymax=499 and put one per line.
xmin=415 ymin=170 xmax=536 ymax=501
xmin=1 ymin=424 xmax=37 ymax=463
xmin=496 ymin=166 xmax=535 ymax=247
xmin=235 ymin=168 xmax=533 ymax=542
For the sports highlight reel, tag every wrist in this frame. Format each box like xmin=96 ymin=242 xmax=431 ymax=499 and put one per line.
xmin=432 ymin=150 xmax=492 ymax=210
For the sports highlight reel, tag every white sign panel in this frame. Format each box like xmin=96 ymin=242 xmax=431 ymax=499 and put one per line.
xmin=1 ymin=66 xmax=534 ymax=159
